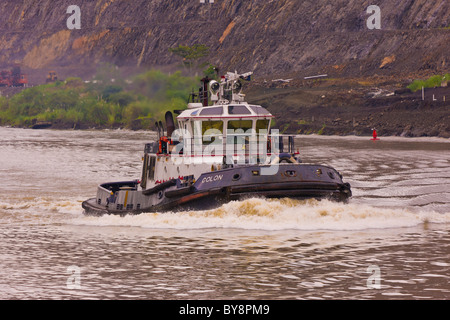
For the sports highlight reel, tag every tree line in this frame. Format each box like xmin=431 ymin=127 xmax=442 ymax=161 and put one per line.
xmin=0 ymin=69 xmax=199 ymax=129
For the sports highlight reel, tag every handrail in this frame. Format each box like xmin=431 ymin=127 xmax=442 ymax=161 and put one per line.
xmin=151 ymin=134 xmax=297 ymax=162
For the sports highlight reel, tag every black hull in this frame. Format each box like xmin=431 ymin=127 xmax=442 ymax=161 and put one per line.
xmin=82 ymin=164 xmax=351 ymax=216
xmin=82 ymin=188 xmax=350 ymax=216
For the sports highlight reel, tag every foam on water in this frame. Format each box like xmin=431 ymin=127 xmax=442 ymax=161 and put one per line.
xmin=69 ymin=198 xmax=450 ymax=231
xmin=1 ymin=195 xmax=448 ymax=231
xmin=0 ymin=196 xmax=84 ymax=224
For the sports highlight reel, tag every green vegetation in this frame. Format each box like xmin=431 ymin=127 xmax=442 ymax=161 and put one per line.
xmin=0 ymin=69 xmax=199 ymax=129
xmin=280 ymin=123 xmax=290 ymax=134
xmin=317 ymin=124 xmax=326 ymax=135
xmin=407 ymin=73 xmax=450 ymax=92
xmin=203 ymin=64 xmax=219 ymax=79
xmin=169 ymin=44 xmax=209 ymax=70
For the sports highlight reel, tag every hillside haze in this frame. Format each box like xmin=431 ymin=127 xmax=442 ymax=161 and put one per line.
xmin=0 ymin=0 xmax=448 ymax=82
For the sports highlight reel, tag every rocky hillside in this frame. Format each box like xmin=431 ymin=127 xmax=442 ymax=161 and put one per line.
xmin=0 ymin=0 xmax=448 ymax=83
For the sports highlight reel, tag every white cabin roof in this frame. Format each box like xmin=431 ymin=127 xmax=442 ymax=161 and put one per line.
xmin=177 ymin=103 xmax=273 ymax=120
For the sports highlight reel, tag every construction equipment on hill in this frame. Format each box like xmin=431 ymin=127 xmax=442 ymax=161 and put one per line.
xmin=0 ymin=65 xmax=28 ymax=87
xmin=46 ymin=71 xmax=58 ymax=83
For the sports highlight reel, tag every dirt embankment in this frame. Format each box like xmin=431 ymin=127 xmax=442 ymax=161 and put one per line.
xmin=245 ymin=77 xmax=450 ymax=138
xmin=12 ymin=76 xmax=448 ymax=138
xmin=1 ymin=0 xmax=449 ymax=84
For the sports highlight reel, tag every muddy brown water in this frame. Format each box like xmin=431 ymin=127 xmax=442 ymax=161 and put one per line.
xmin=0 ymin=127 xmax=448 ymax=299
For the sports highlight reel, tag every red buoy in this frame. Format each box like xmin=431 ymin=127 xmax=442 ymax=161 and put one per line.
xmin=371 ymin=129 xmax=380 ymax=141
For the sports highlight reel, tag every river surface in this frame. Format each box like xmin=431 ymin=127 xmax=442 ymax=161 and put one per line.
xmin=0 ymin=127 xmax=449 ymax=300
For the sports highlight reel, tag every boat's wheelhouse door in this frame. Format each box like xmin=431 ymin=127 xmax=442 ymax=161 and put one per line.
xmin=140 ymin=154 xmax=156 ymax=189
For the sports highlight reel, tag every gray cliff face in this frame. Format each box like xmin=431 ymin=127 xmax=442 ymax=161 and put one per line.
xmin=0 ymin=0 xmax=448 ymax=80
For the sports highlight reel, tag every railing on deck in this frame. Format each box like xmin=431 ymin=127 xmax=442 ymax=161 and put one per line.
xmin=146 ymin=134 xmax=296 ymax=161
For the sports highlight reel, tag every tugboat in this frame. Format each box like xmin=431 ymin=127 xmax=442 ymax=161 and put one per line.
xmin=82 ymin=71 xmax=351 ymax=216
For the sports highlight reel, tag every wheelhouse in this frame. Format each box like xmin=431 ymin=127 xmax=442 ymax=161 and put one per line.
xmin=176 ymin=103 xmax=273 ymax=154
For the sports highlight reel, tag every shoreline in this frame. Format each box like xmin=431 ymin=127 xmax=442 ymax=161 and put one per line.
xmin=245 ymin=80 xmax=450 ymax=139
xmin=2 ymin=77 xmax=449 ymax=138
xmin=2 ymin=124 xmax=448 ymax=141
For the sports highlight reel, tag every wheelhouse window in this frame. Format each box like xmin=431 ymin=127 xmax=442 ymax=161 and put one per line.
xmin=250 ymin=106 xmax=271 ymax=116
xmin=200 ymin=107 xmax=223 ymax=116
xmin=256 ymin=119 xmax=270 ymax=146
xmin=250 ymin=105 xmax=271 ymax=115
xmin=228 ymin=105 xmax=251 ymax=115
xmin=256 ymin=119 xmax=270 ymax=133
xmin=202 ymin=120 xmax=223 ymax=135
xmin=227 ymin=120 xmax=253 ymax=131
xmin=202 ymin=120 xmax=223 ymax=145
xmin=227 ymin=120 xmax=253 ymax=153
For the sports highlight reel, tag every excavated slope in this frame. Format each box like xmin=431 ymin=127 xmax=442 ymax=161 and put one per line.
xmin=0 ymin=0 xmax=448 ymax=81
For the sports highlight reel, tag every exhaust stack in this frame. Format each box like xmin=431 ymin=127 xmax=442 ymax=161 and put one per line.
xmin=165 ymin=111 xmax=175 ymax=138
